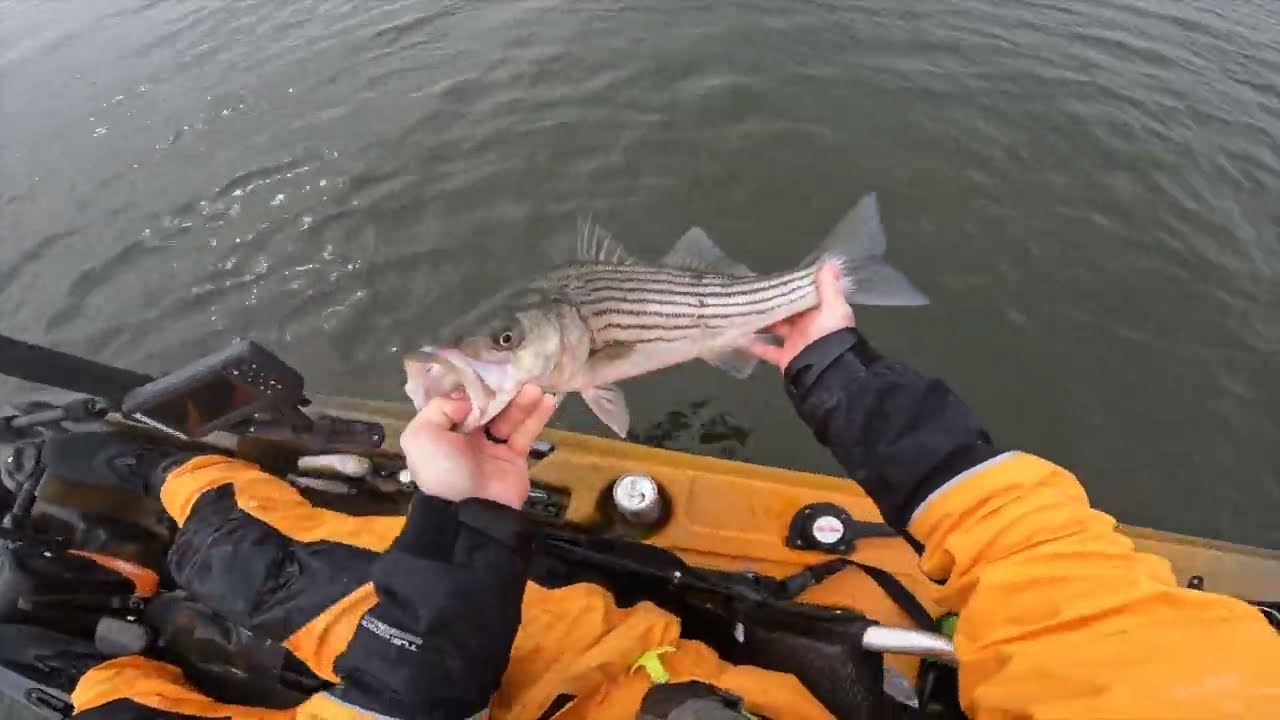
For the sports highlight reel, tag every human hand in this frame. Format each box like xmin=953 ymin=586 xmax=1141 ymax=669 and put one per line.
xmin=750 ymin=261 xmax=856 ymax=370
xmin=399 ymin=384 xmax=558 ymax=509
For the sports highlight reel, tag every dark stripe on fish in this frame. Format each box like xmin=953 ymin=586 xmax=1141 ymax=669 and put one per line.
xmin=564 ymin=263 xmax=814 ymax=284
xmin=578 ymin=282 xmax=813 ymax=314
xmin=592 ymin=322 xmax=735 ymax=346
xmin=587 ymin=298 xmax=809 ymax=322
xmin=594 ymin=321 xmax=721 ymax=333
xmin=576 ymin=280 xmax=806 ymax=304
xmin=575 ymin=271 xmax=811 ymax=300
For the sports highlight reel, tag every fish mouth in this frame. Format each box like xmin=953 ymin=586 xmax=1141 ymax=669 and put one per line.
xmin=403 ymin=346 xmax=514 ymax=430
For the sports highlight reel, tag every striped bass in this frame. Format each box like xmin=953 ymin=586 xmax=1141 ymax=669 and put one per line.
xmin=404 ymin=193 xmax=929 ymax=437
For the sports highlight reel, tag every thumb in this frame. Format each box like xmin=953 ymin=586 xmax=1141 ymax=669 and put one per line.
xmin=816 ymin=261 xmax=848 ymax=307
xmin=405 ymin=395 xmax=471 ymax=438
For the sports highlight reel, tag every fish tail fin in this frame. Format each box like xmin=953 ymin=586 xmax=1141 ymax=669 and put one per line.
xmin=802 ymin=193 xmax=930 ymax=306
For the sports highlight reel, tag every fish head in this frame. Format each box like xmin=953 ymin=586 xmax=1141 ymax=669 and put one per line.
xmin=403 ymin=287 xmax=586 ymax=431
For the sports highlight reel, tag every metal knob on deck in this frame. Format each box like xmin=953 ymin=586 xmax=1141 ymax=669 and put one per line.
xmin=611 ymin=473 xmax=664 ymax=526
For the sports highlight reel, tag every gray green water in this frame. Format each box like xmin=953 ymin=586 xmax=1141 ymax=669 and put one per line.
xmin=2 ymin=0 xmax=1278 ymax=549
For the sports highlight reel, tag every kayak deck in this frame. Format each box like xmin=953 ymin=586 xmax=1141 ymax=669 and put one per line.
xmin=313 ymin=395 xmax=1280 ymax=603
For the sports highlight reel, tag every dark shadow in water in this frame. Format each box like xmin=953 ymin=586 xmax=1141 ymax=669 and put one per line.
xmin=626 ymin=397 xmax=752 ymax=461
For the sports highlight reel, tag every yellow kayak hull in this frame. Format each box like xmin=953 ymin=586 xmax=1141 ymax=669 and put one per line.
xmin=314 ymin=395 xmax=1280 ymax=603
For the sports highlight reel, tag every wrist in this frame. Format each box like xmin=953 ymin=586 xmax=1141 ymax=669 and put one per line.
xmin=412 ymin=483 xmax=526 ymax=510
xmin=479 ymin=482 xmax=529 ymax=511
xmin=412 ymin=477 xmax=469 ymax=503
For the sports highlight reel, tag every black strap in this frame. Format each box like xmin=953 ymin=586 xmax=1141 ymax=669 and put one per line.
xmin=778 ymin=558 xmax=855 ymax=599
xmin=849 ymin=560 xmax=936 ymax=630
xmin=535 ymin=693 xmax=576 ymax=720
xmin=902 ymin=531 xmax=926 ymax=556
xmin=778 ymin=557 xmax=935 ymax=630
xmin=0 ymin=335 xmax=151 ymax=405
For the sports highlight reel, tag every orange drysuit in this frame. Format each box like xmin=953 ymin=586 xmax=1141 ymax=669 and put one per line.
xmin=65 ymin=325 xmax=1280 ymax=718
xmin=71 ymin=450 xmax=1280 ymax=718
xmin=782 ymin=326 xmax=1280 ymax=718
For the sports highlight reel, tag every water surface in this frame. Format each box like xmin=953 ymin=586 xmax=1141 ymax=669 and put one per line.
xmin=3 ymin=0 xmax=1278 ymax=547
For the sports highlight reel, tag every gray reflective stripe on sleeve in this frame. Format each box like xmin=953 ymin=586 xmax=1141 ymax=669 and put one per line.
xmin=319 ymin=692 xmax=401 ymax=720
xmin=908 ymin=451 xmax=1020 ymax=526
xmin=360 ymin=615 xmax=424 ymax=651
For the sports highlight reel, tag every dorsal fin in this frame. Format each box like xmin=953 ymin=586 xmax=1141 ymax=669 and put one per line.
xmin=660 ymin=227 xmax=754 ymax=276
xmin=577 ymin=215 xmax=636 ymax=264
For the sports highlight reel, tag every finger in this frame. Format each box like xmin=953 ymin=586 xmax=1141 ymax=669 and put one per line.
xmin=746 ymin=340 xmax=787 ymax=369
xmin=816 ymin=261 xmax=848 ymax=307
xmin=484 ymin=384 xmax=545 ymax=441
xmin=816 ymin=262 xmax=857 ymax=327
xmin=764 ymin=316 xmax=795 ymax=339
xmin=402 ymin=395 xmax=471 ymax=442
xmin=506 ymin=393 xmax=559 ymax=456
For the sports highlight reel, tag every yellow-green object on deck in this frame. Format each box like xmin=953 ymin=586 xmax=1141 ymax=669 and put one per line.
xmin=630 ymin=647 xmax=676 ymax=684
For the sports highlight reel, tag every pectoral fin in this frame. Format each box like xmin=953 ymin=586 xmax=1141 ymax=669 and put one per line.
xmin=701 ymin=347 xmax=760 ymax=379
xmin=581 ymin=384 xmax=630 ymax=437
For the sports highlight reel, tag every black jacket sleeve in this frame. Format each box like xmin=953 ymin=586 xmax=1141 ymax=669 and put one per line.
xmin=324 ymin=491 xmax=531 ymax=719
xmin=783 ymin=327 xmax=999 ymax=532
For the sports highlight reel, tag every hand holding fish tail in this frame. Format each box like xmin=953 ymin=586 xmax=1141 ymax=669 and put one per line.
xmin=749 ymin=261 xmax=856 ymax=371
xmin=400 ymin=384 xmax=558 ymax=509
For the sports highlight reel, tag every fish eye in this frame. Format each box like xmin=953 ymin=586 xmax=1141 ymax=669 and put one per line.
xmin=491 ymin=325 xmax=522 ymax=349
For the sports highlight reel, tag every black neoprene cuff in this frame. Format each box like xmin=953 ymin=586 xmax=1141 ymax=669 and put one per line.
xmin=392 ymin=493 xmax=531 ymax=562
xmin=784 ymin=327 xmax=881 ymax=402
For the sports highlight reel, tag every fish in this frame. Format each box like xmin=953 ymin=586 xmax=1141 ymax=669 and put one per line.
xmin=403 ymin=192 xmax=929 ymax=437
